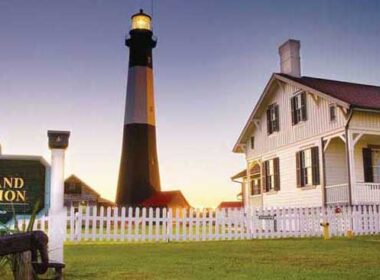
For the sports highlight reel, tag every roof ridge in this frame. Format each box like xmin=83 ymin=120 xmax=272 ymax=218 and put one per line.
xmin=302 ymin=76 xmax=380 ymax=89
xmin=277 ymin=72 xmax=380 ymax=89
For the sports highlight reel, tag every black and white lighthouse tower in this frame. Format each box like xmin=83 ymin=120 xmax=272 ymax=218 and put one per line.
xmin=116 ymin=10 xmax=161 ymax=206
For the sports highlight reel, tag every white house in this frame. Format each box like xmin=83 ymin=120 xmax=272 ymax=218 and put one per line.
xmin=232 ymin=39 xmax=380 ymax=208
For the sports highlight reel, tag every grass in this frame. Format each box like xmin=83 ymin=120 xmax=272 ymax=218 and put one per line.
xmin=2 ymin=236 xmax=380 ymax=279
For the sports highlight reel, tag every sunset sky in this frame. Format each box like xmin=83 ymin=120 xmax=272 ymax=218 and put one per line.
xmin=1 ymin=0 xmax=380 ymax=207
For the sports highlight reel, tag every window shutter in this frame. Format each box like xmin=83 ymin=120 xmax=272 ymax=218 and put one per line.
xmin=274 ymin=157 xmax=280 ymax=191
xmin=311 ymin=147 xmax=320 ymax=185
xmin=266 ymin=109 xmax=272 ymax=135
xmin=262 ymin=161 xmax=267 ymax=192
xmin=250 ymin=180 xmax=254 ymax=196
xmin=296 ymin=152 xmax=302 ymax=187
xmin=291 ymin=97 xmax=296 ymax=125
xmin=274 ymin=105 xmax=280 ymax=131
xmin=301 ymin=92 xmax=307 ymax=121
xmin=363 ymin=148 xmax=373 ymax=183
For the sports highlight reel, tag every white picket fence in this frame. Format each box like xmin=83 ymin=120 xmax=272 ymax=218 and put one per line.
xmin=17 ymin=204 xmax=380 ymax=242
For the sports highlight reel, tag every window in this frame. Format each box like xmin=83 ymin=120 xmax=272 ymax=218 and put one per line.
xmin=250 ymin=177 xmax=261 ymax=195
xmin=291 ymin=92 xmax=307 ymax=125
xmin=302 ymin=149 xmax=313 ymax=185
xmin=250 ymin=136 xmax=255 ymax=150
xmin=372 ymin=149 xmax=380 ymax=183
xmin=64 ymin=182 xmax=82 ymax=194
xmin=263 ymin=158 xmax=280 ymax=192
xmin=329 ymin=104 xmax=336 ymax=121
xmin=363 ymin=147 xmax=380 ymax=183
xmin=267 ymin=103 xmax=279 ymax=134
xmin=296 ymin=147 xmax=320 ymax=187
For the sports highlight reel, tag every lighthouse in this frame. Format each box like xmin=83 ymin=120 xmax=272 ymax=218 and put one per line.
xmin=116 ymin=10 xmax=161 ymax=206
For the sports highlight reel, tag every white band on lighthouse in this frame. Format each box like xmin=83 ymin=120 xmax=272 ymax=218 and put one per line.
xmin=125 ymin=66 xmax=156 ymax=126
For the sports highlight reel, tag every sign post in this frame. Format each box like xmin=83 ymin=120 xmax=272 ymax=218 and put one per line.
xmin=47 ymin=130 xmax=70 ymax=263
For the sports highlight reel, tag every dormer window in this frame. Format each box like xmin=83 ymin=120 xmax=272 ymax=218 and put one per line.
xmin=291 ymin=92 xmax=307 ymax=125
xmin=267 ymin=103 xmax=280 ymax=135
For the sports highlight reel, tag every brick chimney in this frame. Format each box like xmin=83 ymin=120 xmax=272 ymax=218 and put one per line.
xmin=279 ymin=39 xmax=301 ymax=77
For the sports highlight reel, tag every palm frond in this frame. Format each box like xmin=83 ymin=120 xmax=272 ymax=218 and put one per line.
xmin=26 ymin=200 xmax=40 ymax=232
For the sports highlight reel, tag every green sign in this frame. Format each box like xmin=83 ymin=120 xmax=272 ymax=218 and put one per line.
xmin=0 ymin=156 xmax=50 ymax=224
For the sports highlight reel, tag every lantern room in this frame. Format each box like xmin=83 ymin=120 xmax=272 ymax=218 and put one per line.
xmin=131 ymin=9 xmax=152 ymax=31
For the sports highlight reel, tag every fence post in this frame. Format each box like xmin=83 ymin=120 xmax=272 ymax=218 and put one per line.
xmin=141 ymin=208 xmax=147 ymax=242
xmin=113 ymin=207 xmax=119 ymax=241
xmin=148 ymin=208 xmax=153 ymax=242
xmin=247 ymin=207 xmax=253 ymax=239
xmin=74 ymin=211 xmax=80 ymax=241
xmin=175 ymin=208 xmax=180 ymax=242
xmin=166 ymin=208 xmax=172 ymax=242
xmin=120 ymin=207 xmax=126 ymax=241
xmin=135 ymin=207 xmax=140 ymax=242
xmin=188 ymin=208 xmax=193 ymax=241
xmin=92 ymin=206 xmax=97 ymax=241
xmin=155 ymin=208 xmax=160 ymax=241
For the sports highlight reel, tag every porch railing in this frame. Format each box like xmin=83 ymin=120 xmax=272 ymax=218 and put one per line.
xmin=326 ymin=184 xmax=349 ymax=205
xmin=326 ymin=183 xmax=380 ymax=205
xmin=353 ymin=183 xmax=380 ymax=205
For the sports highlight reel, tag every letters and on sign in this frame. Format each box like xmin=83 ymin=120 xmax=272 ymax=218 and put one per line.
xmin=0 ymin=156 xmax=49 ymax=224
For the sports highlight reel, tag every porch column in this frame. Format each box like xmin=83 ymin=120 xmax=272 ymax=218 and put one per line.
xmin=244 ymin=162 xmax=250 ymax=208
xmin=320 ymin=137 xmax=326 ymax=205
xmin=260 ymin=161 xmax=264 ymax=207
xmin=346 ymin=130 xmax=356 ymax=205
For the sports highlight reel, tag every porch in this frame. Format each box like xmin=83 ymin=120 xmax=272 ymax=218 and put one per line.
xmin=324 ymin=130 xmax=380 ymax=205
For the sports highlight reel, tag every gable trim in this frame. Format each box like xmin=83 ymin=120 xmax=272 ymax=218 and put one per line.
xmin=274 ymin=74 xmax=350 ymax=109
xmin=233 ymin=73 xmax=351 ymax=153
xmin=233 ymin=74 xmax=278 ymax=153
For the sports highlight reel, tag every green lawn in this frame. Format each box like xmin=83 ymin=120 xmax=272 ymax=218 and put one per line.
xmin=2 ymin=236 xmax=380 ymax=279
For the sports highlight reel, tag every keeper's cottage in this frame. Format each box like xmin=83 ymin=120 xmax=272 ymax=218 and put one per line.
xmin=233 ymin=39 xmax=380 ymax=208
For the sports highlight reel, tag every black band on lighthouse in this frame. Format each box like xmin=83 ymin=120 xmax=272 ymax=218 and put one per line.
xmin=126 ymin=30 xmax=156 ymax=68
xmin=116 ymin=123 xmax=161 ymax=206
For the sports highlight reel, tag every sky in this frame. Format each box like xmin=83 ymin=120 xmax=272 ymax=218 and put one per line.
xmin=1 ymin=0 xmax=380 ymax=207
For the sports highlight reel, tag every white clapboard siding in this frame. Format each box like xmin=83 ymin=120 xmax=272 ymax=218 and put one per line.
xmin=24 ymin=205 xmax=380 ymax=243
xmin=246 ymin=83 xmax=347 ymax=161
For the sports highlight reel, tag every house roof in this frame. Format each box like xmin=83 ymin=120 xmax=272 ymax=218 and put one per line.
xmin=231 ymin=169 xmax=247 ymax=180
xmin=98 ymin=197 xmax=116 ymax=207
xmin=65 ymin=174 xmax=101 ymax=198
xmin=140 ymin=191 xmax=191 ymax=208
xmin=217 ymin=201 xmax=243 ymax=209
xmin=233 ymin=73 xmax=380 ymax=153
xmin=277 ymin=73 xmax=380 ymax=110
